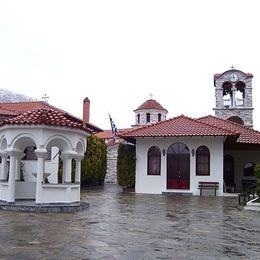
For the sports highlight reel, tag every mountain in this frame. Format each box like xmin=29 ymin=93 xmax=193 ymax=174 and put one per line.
xmin=0 ymin=89 xmax=37 ymax=103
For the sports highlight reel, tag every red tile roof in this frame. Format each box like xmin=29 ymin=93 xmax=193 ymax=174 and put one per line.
xmin=96 ymin=128 xmax=132 ymax=139
xmin=0 ymin=106 xmax=19 ymax=116
xmin=134 ymin=99 xmax=168 ymax=112
xmin=0 ymin=101 xmax=64 ymax=113
xmin=198 ymin=115 xmax=260 ymax=144
xmin=0 ymin=101 xmax=102 ymax=133
xmin=0 ymin=109 xmax=95 ymax=133
xmin=120 ymin=115 xmax=237 ymax=138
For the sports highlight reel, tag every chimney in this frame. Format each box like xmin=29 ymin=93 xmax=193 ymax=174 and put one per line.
xmin=83 ymin=97 xmax=90 ymax=123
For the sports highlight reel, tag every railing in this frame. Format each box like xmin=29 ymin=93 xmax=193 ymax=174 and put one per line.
xmin=238 ymin=183 xmax=256 ymax=204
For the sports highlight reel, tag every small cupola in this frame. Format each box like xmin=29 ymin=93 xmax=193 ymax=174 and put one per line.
xmin=133 ymin=96 xmax=168 ymax=126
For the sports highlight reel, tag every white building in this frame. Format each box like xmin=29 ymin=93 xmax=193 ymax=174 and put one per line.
xmin=120 ymin=69 xmax=260 ymax=196
xmin=0 ymin=106 xmax=100 ymax=206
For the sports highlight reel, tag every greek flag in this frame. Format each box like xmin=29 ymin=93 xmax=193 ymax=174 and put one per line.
xmin=109 ymin=114 xmax=119 ymax=136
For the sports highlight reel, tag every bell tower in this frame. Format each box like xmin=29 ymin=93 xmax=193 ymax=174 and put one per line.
xmin=213 ymin=69 xmax=254 ymax=128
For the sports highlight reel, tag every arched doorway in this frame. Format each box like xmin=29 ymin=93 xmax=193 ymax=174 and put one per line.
xmin=224 ymin=155 xmax=235 ymax=192
xmin=167 ymin=143 xmax=190 ymax=189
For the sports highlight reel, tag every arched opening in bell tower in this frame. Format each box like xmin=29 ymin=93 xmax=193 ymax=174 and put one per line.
xmin=222 ymin=82 xmax=232 ymax=107
xmin=235 ymin=81 xmax=246 ymax=107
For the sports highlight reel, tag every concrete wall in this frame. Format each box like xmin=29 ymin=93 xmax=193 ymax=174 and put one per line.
xmin=135 ymin=136 xmax=224 ymax=195
xmin=40 ymin=184 xmax=80 ymax=203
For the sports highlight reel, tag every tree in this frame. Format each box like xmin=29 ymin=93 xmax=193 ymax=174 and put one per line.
xmin=81 ymin=135 xmax=107 ymax=185
xmin=117 ymin=143 xmax=136 ymax=188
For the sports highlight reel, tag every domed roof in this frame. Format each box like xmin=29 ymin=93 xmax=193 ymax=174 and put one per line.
xmin=134 ymin=99 xmax=168 ymax=112
xmin=0 ymin=108 xmax=97 ymax=133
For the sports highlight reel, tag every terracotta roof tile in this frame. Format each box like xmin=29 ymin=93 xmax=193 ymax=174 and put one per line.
xmin=95 ymin=128 xmax=132 ymax=139
xmin=0 ymin=108 xmax=93 ymax=132
xmin=134 ymin=99 xmax=168 ymax=112
xmin=120 ymin=115 xmax=237 ymax=138
xmin=0 ymin=106 xmax=19 ymax=116
xmin=0 ymin=101 xmax=103 ymax=133
xmin=198 ymin=115 xmax=260 ymax=144
xmin=0 ymin=101 xmax=64 ymax=113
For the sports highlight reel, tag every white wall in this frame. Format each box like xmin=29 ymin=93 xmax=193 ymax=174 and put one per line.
xmin=39 ymin=184 xmax=80 ymax=203
xmin=15 ymin=181 xmax=36 ymax=199
xmin=135 ymin=136 xmax=224 ymax=195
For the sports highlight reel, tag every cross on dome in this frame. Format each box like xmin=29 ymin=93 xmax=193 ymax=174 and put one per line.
xmin=42 ymin=94 xmax=49 ymax=104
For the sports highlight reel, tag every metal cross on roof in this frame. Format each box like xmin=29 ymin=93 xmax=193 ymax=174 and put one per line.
xmin=42 ymin=94 xmax=49 ymax=104
xmin=230 ymin=64 xmax=235 ymax=69
xmin=149 ymin=93 xmax=153 ymax=99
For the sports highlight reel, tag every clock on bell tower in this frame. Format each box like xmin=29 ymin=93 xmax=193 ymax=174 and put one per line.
xmin=213 ymin=68 xmax=254 ymax=128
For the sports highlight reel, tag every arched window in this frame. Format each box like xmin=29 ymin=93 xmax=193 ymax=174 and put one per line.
xmin=137 ymin=114 xmax=140 ymax=123
xmin=196 ymin=146 xmax=210 ymax=176
xmin=147 ymin=146 xmax=161 ymax=175
xmin=146 ymin=113 xmax=151 ymax=123
xmin=158 ymin=113 xmax=161 ymax=122
xmin=244 ymin=162 xmax=255 ymax=176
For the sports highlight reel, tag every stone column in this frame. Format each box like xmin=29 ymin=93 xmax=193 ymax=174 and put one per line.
xmin=35 ymin=149 xmax=48 ymax=204
xmin=0 ymin=152 xmax=8 ymax=181
xmin=61 ymin=152 xmax=75 ymax=183
xmin=15 ymin=152 xmax=25 ymax=181
xmin=231 ymin=86 xmax=236 ymax=107
xmin=75 ymin=154 xmax=84 ymax=183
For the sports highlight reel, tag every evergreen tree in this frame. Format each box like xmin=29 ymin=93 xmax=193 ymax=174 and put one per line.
xmin=117 ymin=143 xmax=136 ymax=188
xmin=81 ymin=135 xmax=107 ymax=185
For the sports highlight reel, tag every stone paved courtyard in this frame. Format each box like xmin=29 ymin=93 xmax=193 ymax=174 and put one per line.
xmin=0 ymin=185 xmax=260 ymax=260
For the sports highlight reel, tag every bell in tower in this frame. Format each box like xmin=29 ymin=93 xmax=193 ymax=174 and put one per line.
xmin=213 ymin=68 xmax=254 ymax=128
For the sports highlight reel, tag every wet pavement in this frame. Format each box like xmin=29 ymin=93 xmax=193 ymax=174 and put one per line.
xmin=0 ymin=185 xmax=260 ymax=260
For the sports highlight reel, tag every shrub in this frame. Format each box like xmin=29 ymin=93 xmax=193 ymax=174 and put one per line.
xmin=255 ymin=164 xmax=260 ymax=197
xmin=81 ymin=135 xmax=107 ymax=185
xmin=117 ymin=143 xmax=136 ymax=188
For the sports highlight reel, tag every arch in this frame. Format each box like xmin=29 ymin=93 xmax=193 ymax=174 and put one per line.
xmin=45 ymin=135 xmax=72 ymax=152
xmin=235 ymin=81 xmax=246 ymax=93
xmin=167 ymin=142 xmax=190 ymax=189
xmin=227 ymin=116 xmax=244 ymax=125
xmin=224 ymin=155 xmax=235 ymax=192
xmin=146 ymin=113 xmax=151 ymax=123
xmin=147 ymin=146 xmax=161 ymax=175
xmin=158 ymin=113 xmax=161 ymax=122
xmin=196 ymin=146 xmax=210 ymax=176
xmin=244 ymin=162 xmax=255 ymax=177
xmin=235 ymin=81 xmax=245 ymax=107
xmin=10 ymin=133 xmax=37 ymax=151
xmin=222 ymin=81 xmax=233 ymax=107
xmin=75 ymin=139 xmax=85 ymax=155
xmin=0 ymin=136 xmax=7 ymax=150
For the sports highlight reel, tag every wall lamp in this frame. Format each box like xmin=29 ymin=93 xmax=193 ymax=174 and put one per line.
xmin=162 ymin=148 xmax=166 ymax=156
xmin=192 ymin=149 xmax=195 ymax=157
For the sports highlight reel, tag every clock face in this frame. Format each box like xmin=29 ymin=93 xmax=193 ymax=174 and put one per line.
xmin=229 ymin=73 xmax=239 ymax=82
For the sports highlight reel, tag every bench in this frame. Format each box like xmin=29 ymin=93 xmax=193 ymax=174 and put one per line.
xmin=198 ymin=181 xmax=219 ymax=196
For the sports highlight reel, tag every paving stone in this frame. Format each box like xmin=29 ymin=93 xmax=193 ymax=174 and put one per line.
xmin=0 ymin=184 xmax=260 ymax=259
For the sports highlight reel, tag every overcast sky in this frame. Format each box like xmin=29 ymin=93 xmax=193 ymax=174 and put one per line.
xmin=1 ymin=0 xmax=260 ymax=130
